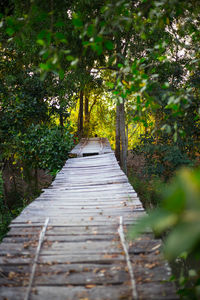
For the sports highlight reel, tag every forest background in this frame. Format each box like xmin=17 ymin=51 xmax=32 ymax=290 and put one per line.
xmin=0 ymin=0 xmax=200 ymax=298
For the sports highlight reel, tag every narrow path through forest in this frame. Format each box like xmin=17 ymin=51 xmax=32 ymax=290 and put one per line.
xmin=0 ymin=138 xmax=177 ymax=299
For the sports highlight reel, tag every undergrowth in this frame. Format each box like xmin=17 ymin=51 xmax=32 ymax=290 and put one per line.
xmin=128 ymin=172 xmax=163 ymax=210
xmin=0 ymin=171 xmax=33 ymax=241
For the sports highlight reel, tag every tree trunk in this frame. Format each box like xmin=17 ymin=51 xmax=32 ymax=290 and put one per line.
xmin=115 ymin=36 xmax=129 ymax=173
xmin=78 ymin=89 xmax=84 ymax=137
xmin=84 ymin=94 xmax=89 ymax=136
xmin=119 ymin=101 xmax=127 ymax=174
xmin=125 ymin=123 xmax=128 ymax=153
xmin=115 ymin=103 xmax=121 ymax=163
xmin=85 ymin=96 xmax=89 ymax=121
xmin=34 ymin=168 xmax=38 ymax=191
xmin=155 ymin=108 xmax=163 ymax=144
xmin=59 ymin=111 xmax=64 ymax=129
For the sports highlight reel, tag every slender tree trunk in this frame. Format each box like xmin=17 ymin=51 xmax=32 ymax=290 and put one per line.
xmin=78 ymin=89 xmax=84 ymax=137
xmin=115 ymin=103 xmax=121 ymax=163
xmin=85 ymin=96 xmax=89 ymax=121
xmin=119 ymin=101 xmax=127 ymax=174
xmin=115 ymin=36 xmax=129 ymax=172
xmin=59 ymin=111 xmax=64 ymax=129
xmin=2 ymin=160 xmax=9 ymax=208
xmin=125 ymin=123 xmax=128 ymax=153
xmin=84 ymin=94 xmax=89 ymax=136
xmin=10 ymin=160 xmax=17 ymax=195
xmin=155 ymin=109 xmax=163 ymax=144
xmin=34 ymin=168 xmax=38 ymax=191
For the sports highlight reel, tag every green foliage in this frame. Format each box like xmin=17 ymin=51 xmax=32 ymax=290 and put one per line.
xmin=78 ymin=0 xmax=200 ymax=144
xmin=0 ymin=172 xmax=3 ymax=200
xmin=129 ymin=167 xmax=200 ymax=259
xmin=132 ymin=135 xmax=193 ymax=181
xmin=12 ymin=124 xmax=74 ymax=173
xmin=0 ymin=122 xmax=73 ymax=239
xmin=129 ymin=168 xmax=200 ymax=299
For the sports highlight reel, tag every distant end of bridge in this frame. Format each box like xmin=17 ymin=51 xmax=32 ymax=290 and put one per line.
xmin=70 ymin=137 xmax=113 ymax=157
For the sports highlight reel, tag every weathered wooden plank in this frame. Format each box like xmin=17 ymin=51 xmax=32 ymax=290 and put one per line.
xmin=0 ymin=253 xmax=126 ymax=265
xmin=8 ymin=220 xmax=144 ymax=228
xmin=42 ymin=184 xmax=135 ymax=193
xmin=35 ymin=195 xmax=140 ymax=202
xmin=34 ymin=268 xmax=129 ymax=286
xmin=32 ymin=202 xmax=141 ymax=208
xmin=3 ymin=234 xmax=116 ymax=243
xmin=6 ymin=225 xmax=119 ymax=236
xmin=0 ymin=263 xmax=129 ymax=286
xmin=0 ymin=240 xmax=123 ymax=254
xmin=11 ymin=213 xmax=145 ymax=225
xmin=18 ymin=207 xmax=141 ymax=216
xmin=0 ymin=286 xmax=132 ymax=300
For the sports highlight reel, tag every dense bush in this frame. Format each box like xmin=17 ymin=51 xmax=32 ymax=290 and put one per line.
xmin=12 ymin=124 xmax=74 ymax=173
xmin=132 ymin=135 xmax=193 ymax=182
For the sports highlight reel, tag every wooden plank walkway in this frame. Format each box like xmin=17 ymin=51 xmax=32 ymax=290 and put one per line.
xmin=0 ymin=139 xmax=177 ymax=299
xmin=70 ymin=137 xmax=113 ymax=157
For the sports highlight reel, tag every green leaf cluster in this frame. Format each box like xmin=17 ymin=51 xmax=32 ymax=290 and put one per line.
xmin=12 ymin=124 xmax=74 ymax=172
xmin=130 ymin=168 xmax=200 ymax=262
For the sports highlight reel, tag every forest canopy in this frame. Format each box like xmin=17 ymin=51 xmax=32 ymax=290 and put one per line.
xmin=1 ymin=0 xmax=199 ymax=165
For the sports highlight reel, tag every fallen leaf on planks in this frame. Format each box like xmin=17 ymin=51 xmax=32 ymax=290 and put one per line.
xmin=103 ymin=254 xmax=112 ymax=259
xmin=23 ymin=242 xmax=30 ymax=249
xmin=85 ymin=284 xmax=96 ymax=289
xmin=145 ymin=263 xmax=158 ymax=269
xmin=83 ymin=267 xmax=89 ymax=272
xmin=100 ymin=269 xmax=107 ymax=274
xmin=93 ymin=268 xmax=99 ymax=273
xmin=8 ymin=272 xmax=16 ymax=279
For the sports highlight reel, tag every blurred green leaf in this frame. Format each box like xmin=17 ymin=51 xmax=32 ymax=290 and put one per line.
xmin=6 ymin=27 xmax=15 ymax=36
xmin=105 ymin=40 xmax=114 ymax=50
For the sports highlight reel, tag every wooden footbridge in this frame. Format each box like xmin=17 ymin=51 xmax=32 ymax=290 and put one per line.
xmin=0 ymin=138 xmax=177 ymax=299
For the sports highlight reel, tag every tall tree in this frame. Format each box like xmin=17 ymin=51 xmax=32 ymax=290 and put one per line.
xmin=78 ymin=89 xmax=84 ymax=137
